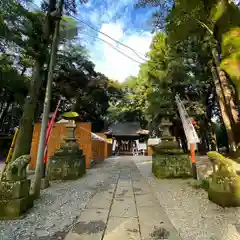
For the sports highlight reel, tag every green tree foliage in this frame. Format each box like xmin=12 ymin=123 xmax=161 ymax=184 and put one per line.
xmin=134 ymin=0 xmax=240 ymax=152
xmin=220 ymin=27 xmax=240 ymax=99
xmin=0 ymin=0 xmax=120 ymax=160
xmin=107 ymin=76 xmax=148 ymax=128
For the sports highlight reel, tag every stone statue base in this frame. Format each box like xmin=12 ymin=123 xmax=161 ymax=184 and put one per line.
xmin=0 ymin=179 xmax=33 ymax=219
xmin=0 ymin=155 xmax=33 ymax=219
xmin=47 ymin=143 xmax=86 ymax=180
xmin=152 ymin=117 xmax=192 ymax=179
xmin=152 ymin=145 xmax=192 ymax=179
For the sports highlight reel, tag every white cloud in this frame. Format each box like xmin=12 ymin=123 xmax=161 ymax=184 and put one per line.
xmin=85 ymin=1 xmax=92 ymax=8
xmin=90 ymin=22 xmax=152 ymax=82
xmin=89 ymin=11 xmax=100 ymax=25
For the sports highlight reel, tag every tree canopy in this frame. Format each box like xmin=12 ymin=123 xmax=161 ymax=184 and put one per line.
xmin=113 ymin=0 xmax=240 ymax=152
xmin=2 ymin=0 xmax=240 ymax=157
xmin=0 ymin=0 xmax=121 ymax=159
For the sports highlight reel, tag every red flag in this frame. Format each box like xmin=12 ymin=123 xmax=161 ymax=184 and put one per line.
xmin=43 ymin=99 xmax=61 ymax=163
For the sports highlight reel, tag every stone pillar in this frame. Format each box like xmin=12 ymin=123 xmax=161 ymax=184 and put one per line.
xmin=160 ymin=117 xmax=175 ymax=141
xmin=65 ymin=120 xmax=77 ymax=144
xmin=0 ymin=155 xmax=33 ymax=219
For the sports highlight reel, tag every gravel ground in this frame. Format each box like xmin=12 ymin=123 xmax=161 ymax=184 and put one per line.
xmin=0 ymin=157 xmax=119 ymax=240
xmin=133 ymin=156 xmax=240 ymax=240
xmin=4 ymin=155 xmax=240 ymax=240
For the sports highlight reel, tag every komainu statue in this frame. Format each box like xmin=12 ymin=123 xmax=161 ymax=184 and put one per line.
xmin=0 ymin=154 xmax=33 ymax=219
xmin=1 ymin=155 xmax=30 ymax=181
xmin=207 ymin=151 xmax=240 ymax=207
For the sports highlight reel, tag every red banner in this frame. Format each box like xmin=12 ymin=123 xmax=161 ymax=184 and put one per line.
xmin=43 ymin=99 xmax=61 ymax=163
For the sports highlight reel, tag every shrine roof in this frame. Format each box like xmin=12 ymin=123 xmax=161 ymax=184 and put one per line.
xmin=104 ymin=122 xmax=149 ymax=136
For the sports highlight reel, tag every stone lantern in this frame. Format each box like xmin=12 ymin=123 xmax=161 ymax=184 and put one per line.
xmin=152 ymin=106 xmax=192 ymax=179
xmin=47 ymin=112 xmax=86 ymax=180
xmin=62 ymin=112 xmax=79 ymax=149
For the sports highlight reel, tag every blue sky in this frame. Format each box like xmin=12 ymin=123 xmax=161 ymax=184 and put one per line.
xmin=34 ymin=0 xmax=155 ymax=82
xmin=76 ymin=0 xmax=154 ymax=82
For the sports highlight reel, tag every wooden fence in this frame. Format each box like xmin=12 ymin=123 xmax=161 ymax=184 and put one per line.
xmin=96 ymin=133 xmax=112 ymax=158
xmin=106 ymin=143 xmax=112 ymax=157
xmin=30 ymin=122 xmax=92 ymax=169
xmin=92 ymin=140 xmax=105 ymax=162
xmin=30 ymin=124 xmax=113 ymax=170
xmin=92 ymin=133 xmax=112 ymax=162
xmin=147 ymin=146 xmax=153 ymax=156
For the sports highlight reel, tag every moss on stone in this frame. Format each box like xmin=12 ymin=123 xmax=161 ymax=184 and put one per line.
xmin=47 ymin=147 xmax=86 ymax=181
xmin=152 ymin=143 xmax=182 ymax=154
xmin=0 ymin=154 xmax=33 ymax=219
xmin=152 ymin=152 xmax=192 ymax=179
xmin=0 ymin=179 xmax=33 ymax=219
xmin=188 ymin=179 xmax=210 ymax=191
xmin=0 ymin=179 xmax=30 ymax=199
xmin=0 ymin=195 xmax=33 ymax=219
xmin=207 ymin=151 xmax=236 ymax=169
xmin=207 ymin=151 xmax=240 ymax=207
xmin=208 ymin=182 xmax=240 ymax=207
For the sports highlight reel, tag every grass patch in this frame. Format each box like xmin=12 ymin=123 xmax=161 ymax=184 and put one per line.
xmin=188 ymin=179 xmax=210 ymax=191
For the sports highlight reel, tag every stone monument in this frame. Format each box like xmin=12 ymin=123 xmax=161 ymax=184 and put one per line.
xmin=0 ymin=155 xmax=33 ymax=219
xmin=47 ymin=112 xmax=86 ymax=180
xmin=152 ymin=114 xmax=192 ymax=179
xmin=207 ymin=151 xmax=240 ymax=207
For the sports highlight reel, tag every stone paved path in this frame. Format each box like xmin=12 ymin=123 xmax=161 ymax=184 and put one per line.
xmin=65 ymin=157 xmax=181 ymax=240
xmin=3 ymin=156 xmax=240 ymax=239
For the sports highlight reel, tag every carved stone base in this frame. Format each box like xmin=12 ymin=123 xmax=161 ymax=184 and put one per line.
xmin=47 ymin=144 xmax=86 ymax=180
xmin=0 ymin=179 xmax=33 ymax=219
xmin=152 ymin=141 xmax=192 ymax=179
xmin=0 ymin=154 xmax=33 ymax=219
xmin=152 ymin=153 xmax=192 ymax=178
xmin=0 ymin=195 xmax=34 ymax=219
xmin=152 ymin=141 xmax=180 ymax=153
xmin=0 ymin=179 xmax=31 ymax=199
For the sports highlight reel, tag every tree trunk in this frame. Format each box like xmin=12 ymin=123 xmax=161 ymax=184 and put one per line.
xmin=0 ymin=102 xmax=11 ymax=130
xmin=0 ymin=93 xmax=14 ymax=131
xmin=219 ymin=70 xmax=239 ymax=123
xmin=0 ymin=102 xmax=9 ymax=124
xmin=32 ymin=0 xmax=63 ymax=198
xmin=11 ymin=61 xmax=42 ymax=161
xmin=201 ymin=0 xmax=239 ymax=148
xmin=0 ymin=101 xmax=5 ymax=118
xmin=10 ymin=0 xmax=57 ymax=161
xmin=210 ymin=62 xmax=237 ymax=152
xmin=212 ymin=47 xmax=239 ymax=121
xmin=212 ymin=47 xmax=239 ymax=143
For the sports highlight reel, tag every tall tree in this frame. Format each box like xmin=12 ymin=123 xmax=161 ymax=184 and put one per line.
xmin=136 ymin=0 xmax=240 ymax=152
xmin=11 ymin=0 xmax=88 ymax=161
xmin=107 ymin=77 xmax=148 ymax=128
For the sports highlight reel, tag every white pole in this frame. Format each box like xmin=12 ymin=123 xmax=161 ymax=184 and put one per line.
xmin=32 ymin=0 xmax=63 ymax=198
